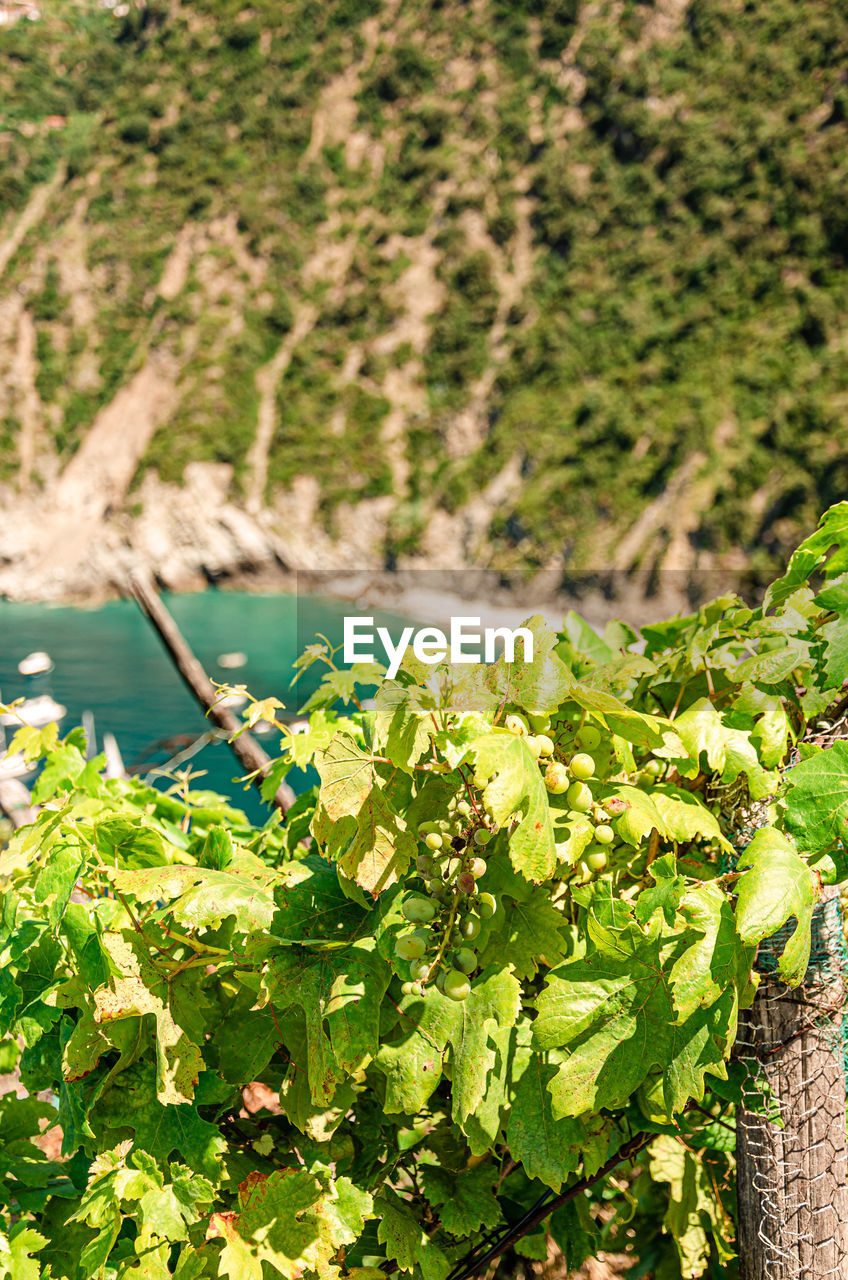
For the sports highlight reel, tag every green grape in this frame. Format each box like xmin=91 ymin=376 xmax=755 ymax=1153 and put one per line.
xmin=417 ymin=853 xmax=436 ymax=876
xmin=576 ymin=724 xmax=602 ymax=750
xmin=474 ymin=828 xmax=493 ymax=846
xmin=425 ymin=832 xmax=443 ymax=851
xmin=457 ymin=799 xmax=472 ymax=818
xmin=469 ymin=857 xmax=487 ymax=878
xmin=586 ymin=848 xmax=608 ymax=873
xmin=569 ymin=753 xmax=595 ymax=780
xmin=401 ymin=895 xmax=436 ymax=923
xmin=544 ymin=762 xmax=570 ymax=794
xmin=594 ymin=823 xmax=615 ymax=845
xmin=444 ymin=970 xmax=471 ymax=1001
xmin=505 ymin=713 xmax=528 ymax=737
xmin=396 ymin=933 xmax=426 ymax=961
xmin=401 ymin=981 xmax=415 ymax=996
xmin=536 ymin=734 xmax=555 ymax=757
xmin=603 ymin=796 xmax=628 ymax=816
xmin=642 ymin=759 xmax=663 ymax=779
xmin=528 ymin=713 xmax=551 ymax=733
xmin=459 ymin=915 xmax=481 ymax=942
xmin=410 ymin=959 xmax=430 ymax=981
xmin=435 ymin=970 xmax=447 ymax=993
xmin=453 ymin=948 xmax=477 ymax=974
xmin=567 ymin=781 xmax=593 ymax=812
xmin=526 ymin=735 xmax=543 ymax=759
xmin=418 ymin=821 xmax=437 ymax=836
xmin=477 ymin=891 xmax=497 ymax=919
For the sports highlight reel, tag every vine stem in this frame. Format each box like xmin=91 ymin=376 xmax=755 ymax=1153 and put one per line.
xmin=437 ymin=1131 xmax=653 ymax=1280
xmin=426 ymin=890 xmax=461 ymax=983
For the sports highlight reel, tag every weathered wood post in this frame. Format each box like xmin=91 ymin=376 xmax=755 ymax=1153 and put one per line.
xmin=735 ymin=884 xmax=848 ymax=1280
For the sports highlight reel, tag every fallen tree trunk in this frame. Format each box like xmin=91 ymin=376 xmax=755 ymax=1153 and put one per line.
xmin=128 ymin=573 xmax=295 ymax=814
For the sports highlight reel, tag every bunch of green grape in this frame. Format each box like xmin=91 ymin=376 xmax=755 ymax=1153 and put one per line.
xmin=394 ymin=795 xmax=498 ymax=1003
xmin=504 ymin=710 xmax=621 ymax=886
xmin=511 ymin=707 xmax=671 ymax=889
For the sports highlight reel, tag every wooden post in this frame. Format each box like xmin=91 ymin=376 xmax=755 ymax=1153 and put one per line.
xmin=128 ymin=573 xmax=295 ymax=814
xmin=735 ymin=885 xmax=848 ymax=1280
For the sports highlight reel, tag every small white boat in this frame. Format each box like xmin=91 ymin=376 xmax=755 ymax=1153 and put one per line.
xmin=17 ymin=651 xmax=54 ymax=677
xmin=218 ymin=652 xmax=247 ymax=670
xmin=0 ymin=695 xmax=67 ymax=729
xmin=0 ymin=752 xmax=35 ymax=782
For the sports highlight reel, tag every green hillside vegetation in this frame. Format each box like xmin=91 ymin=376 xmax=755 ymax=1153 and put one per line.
xmin=0 ymin=0 xmax=847 ymax=585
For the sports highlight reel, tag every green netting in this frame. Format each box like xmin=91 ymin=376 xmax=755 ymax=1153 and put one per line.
xmin=755 ymin=891 xmax=848 ymax=1075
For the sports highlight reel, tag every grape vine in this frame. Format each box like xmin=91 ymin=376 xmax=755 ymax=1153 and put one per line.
xmin=1 ymin=503 xmax=847 ymax=1279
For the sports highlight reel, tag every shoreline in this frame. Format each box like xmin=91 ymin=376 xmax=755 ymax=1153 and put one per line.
xmin=0 ymin=557 xmax=755 ymax=634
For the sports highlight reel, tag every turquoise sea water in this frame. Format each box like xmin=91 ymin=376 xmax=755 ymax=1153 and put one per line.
xmin=0 ymin=591 xmax=407 ymax=821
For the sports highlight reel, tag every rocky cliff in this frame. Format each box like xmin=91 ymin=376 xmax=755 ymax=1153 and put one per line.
xmin=0 ymin=0 xmax=846 ymax=601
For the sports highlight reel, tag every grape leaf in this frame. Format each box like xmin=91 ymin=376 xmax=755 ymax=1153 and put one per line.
xmin=95 ymin=1063 xmax=225 ymax=1178
xmin=783 ymin=740 xmax=848 ymax=854
xmin=635 ymin=853 xmax=684 ymax=926
xmin=315 ymin=733 xmax=379 ymax=818
xmin=329 ymin=781 xmax=416 ymax=896
xmin=283 ymin=708 xmax=340 ymax=769
xmin=475 ymin=858 xmax=569 ymax=978
xmin=607 ymin=785 xmax=663 ymax=847
xmin=485 ymin=615 xmax=572 ymax=714
xmin=471 ymin=733 xmax=556 ymax=881
xmin=449 ymin=967 xmax=521 ymax=1125
xmin=0 ymin=1224 xmax=46 ymax=1280
xmin=461 ymin=1021 xmax=514 ymax=1155
xmin=651 ymin=787 xmax=732 ymax=849
xmin=764 ymin=501 xmax=848 ymax=607
xmin=731 ymin=685 xmax=791 ymax=769
xmin=533 ymin=905 xmax=734 ymax=1119
xmin=93 ymin=931 xmax=203 ymax=1105
xmin=206 ymin=1168 xmax=371 ymax=1280
xmin=375 ymin=1190 xmax=451 ymax=1278
xmin=272 ymin=854 xmax=368 ymax=943
xmin=34 ymin=841 xmax=85 ymax=930
xmin=650 ymin=1136 xmax=735 ymax=1274
xmin=733 ymin=639 xmax=812 ymax=685
xmin=419 ymin=1163 xmax=500 ymax=1234
xmin=734 ymin=826 xmax=817 ymax=984
xmin=105 ymin=855 xmax=279 ymax=932
xmin=375 ymin=988 xmax=463 ymax=1114
xmin=561 ymin=610 xmax=614 ymax=665
xmin=374 ymin=680 xmax=435 ymax=771
xmin=260 ymin=939 xmax=390 ymax=1104
xmin=822 ymin=615 xmax=848 ymax=687
xmin=667 ymin=883 xmax=755 ymax=1021
xmin=671 ymin=698 xmax=775 ymax=797
xmin=507 ymin=1051 xmax=613 ymax=1190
